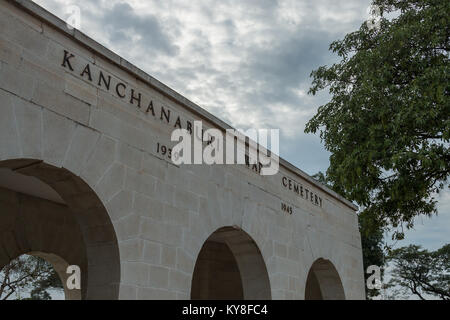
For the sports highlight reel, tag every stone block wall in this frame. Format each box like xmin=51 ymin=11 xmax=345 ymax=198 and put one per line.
xmin=0 ymin=0 xmax=365 ymax=299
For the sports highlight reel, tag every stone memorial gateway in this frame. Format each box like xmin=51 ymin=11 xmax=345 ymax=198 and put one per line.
xmin=0 ymin=0 xmax=365 ymax=299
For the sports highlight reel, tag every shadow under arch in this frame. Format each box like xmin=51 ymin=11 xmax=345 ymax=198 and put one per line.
xmin=0 ymin=159 xmax=120 ymax=299
xmin=305 ymin=258 xmax=345 ymax=300
xmin=191 ymin=226 xmax=271 ymax=300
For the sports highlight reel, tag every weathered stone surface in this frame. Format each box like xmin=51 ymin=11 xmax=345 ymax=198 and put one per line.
xmin=113 ymin=213 xmax=141 ymax=241
xmin=42 ymin=109 xmax=76 ymax=167
xmin=105 ymin=190 xmax=133 ymax=221
xmin=134 ymin=193 xmax=164 ymax=220
xmin=137 ymin=287 xmax=176 ymax=300
xmin=63 ymin=124 xmax=100 ymax=175
xmin=0 ymin=90 xmax=21 ymax=159
xmin=0 ymin=0 xmax=365 ymax=301
xmin=94 ymin=163 xmax=126 ymax=202
xmin=0 ymin=35 xmax=23 ymax=67
xmin=33 ymin=80 xmax=91 ymax=125
xmin=80 ymin=135 xmax=116 ymax=186
xmin=65 ymin=72 xmax=98 ymax=103
xmin=140 ymin=217 xmax=183 ymax=247
xmin=117 ymin=142 xmax=142 ymax=170
xmin=13 ymin=98 xmax=42 ymax=158
xmin=143 ymin=241 xmax=162 ymax=265
xmin=125 ymin=167 xmax=156 ymax=198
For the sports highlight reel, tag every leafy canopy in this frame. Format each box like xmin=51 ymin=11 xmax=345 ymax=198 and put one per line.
xmin=306 ymin=0 xmax=450 ymax=239
xmin=0 ymin=255 xmax=63 ymax=300
xmin=386 ymin=244 xmax=450 ymax=300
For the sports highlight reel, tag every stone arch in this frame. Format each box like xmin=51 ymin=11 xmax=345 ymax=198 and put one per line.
xmin=29 ymin=251 xmax=81 ymax=300
xmin=191 ymin=226 xmax=271 ymax=300
xmin=305 ymin=258 xmax=345 ymax=300
xmin=0 ymin=159 xmax=121 ymax=299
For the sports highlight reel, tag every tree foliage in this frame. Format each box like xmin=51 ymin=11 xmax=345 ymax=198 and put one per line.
xmin=0 ymin=255 xmax=63 ymax=300
xmin=386 ymin=244 xmax=450 ymax=300
xmin=359 ymin=211 xmax=386 ymax=299
xmin=305 ymin=0 xmax=450 ymax=240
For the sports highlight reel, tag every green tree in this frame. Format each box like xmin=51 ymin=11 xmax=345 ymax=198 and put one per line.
xmin=305 ymin=0 xmax=450 ymax=240
xmin=313 ymin=172 xmax=386 ymax=299
xmin=386 ymin=244 xmax=450 ymax=300
xmin=358 ymin=211 xmax=386 ymax=299
xmin=0 ymin=255 xmax=63 ymax=300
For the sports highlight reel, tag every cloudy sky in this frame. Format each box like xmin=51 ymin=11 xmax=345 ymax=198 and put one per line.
xmin=33 ymin=0 xmax=449 ymax=253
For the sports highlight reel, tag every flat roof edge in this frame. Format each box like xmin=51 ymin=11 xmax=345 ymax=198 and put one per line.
xmin=7 ymin=0 xmax=359 ymax=212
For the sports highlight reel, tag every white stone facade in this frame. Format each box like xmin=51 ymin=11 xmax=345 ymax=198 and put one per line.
xmin=0 ymin=0 xmax=365 ymax=299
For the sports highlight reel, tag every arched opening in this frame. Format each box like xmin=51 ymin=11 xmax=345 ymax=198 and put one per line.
xmin=0 ymin=159 xmax=120 ymax=299
xmin=191 ymin=226 xmax=271 ymax=300
xmin=305 ymin=258 xmax=345 ymax=300
xmin=0 ymin=252 xmax=76 ymax=300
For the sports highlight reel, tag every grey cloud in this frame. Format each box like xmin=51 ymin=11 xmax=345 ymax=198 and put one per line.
xmin=390 ymin=192 xmax=450 ymax=250
xmin=35 ymin=0 xmax=450 ymax=259
xmin=242 ymin=31 xmax=336 ymax=105
xmin=280 ymin=134 xmax=331 ymax=176
xmin=94 ymin=2 xmax=179 ymax=56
